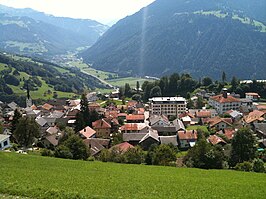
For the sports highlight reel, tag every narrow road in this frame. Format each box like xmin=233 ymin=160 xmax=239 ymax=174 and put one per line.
xmin=81 ymin=69 xmax=115 ymax=89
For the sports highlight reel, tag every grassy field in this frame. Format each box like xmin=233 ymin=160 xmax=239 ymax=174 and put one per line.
xmin=0 ymin=152 xmax=265 ymax=199
xmin=186 ymin=125 xmax=209 ymax=132
xmin=107 ymin=77 xmax=151 ymax=88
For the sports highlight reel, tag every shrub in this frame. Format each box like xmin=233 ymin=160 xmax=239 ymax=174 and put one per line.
xmin=41 ymin=149 xmax=54 ymax=157
xmin=123 ymin=146 xmax=145 ymax=164
xmin=87 ymin=156 xmax=95 ymax=161
xmin=54 ymin=145 xmax=73 ymax=159
xmin=253 ymin=159 xmax=265 ymax=173
xmin=235 ymin=161 xmax=253 ymax=172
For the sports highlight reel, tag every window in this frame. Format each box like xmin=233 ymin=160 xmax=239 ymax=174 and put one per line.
xmin=4 ymin=141 xmax=8 ymax=146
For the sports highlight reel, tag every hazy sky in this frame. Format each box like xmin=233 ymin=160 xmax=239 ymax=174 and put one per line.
xmin=0 ymin=0 xmax=155 ymax=25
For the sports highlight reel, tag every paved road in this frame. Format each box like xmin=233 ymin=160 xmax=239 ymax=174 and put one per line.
xmin=81 ymin=69 xmax=115 ymax=89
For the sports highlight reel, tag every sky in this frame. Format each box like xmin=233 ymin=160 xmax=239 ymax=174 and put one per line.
xmin=0 ymin=0 xmax=155 ymax=25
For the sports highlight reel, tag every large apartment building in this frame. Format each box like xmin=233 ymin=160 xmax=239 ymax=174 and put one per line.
xmin=149 ymin=97 xmax=187 ymax=117
xmin=209 ymin=89 xmax=241 ymax=114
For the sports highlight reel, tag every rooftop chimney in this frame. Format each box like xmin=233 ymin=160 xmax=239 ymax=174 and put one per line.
xmin=222 ymin=88 xmax=228 ymax=98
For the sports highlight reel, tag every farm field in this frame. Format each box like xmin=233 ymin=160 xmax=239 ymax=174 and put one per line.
xmin=0 ymin=152 xmax=265 ymax=199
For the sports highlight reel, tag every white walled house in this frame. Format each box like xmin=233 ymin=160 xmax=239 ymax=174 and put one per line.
xmin=245 ymin=93 xmax=260 ymax=101
xmin=0 ymin=134 xmax=11 ymax=150
xmin=208 ymin=89 xmax=241 ymax=115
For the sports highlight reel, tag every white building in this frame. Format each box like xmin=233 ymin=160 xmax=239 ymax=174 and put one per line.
xmin=209 ymin=89 xmax=241 ymax=115
xmin=149 ymin=97 xmax=187 ymax=117
xmin=0 ymin=134 xmax=11 ymax=150
xmin=245 ymin=92 xmax=260 ymax=101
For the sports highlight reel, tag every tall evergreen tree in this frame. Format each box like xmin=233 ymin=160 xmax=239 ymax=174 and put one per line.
xmin=230 ymin=128 xmax=256 ymax=167
xmin=222 ymin=71 xmax=226 ymax=83
xmin=11 ymin=108 xmax=22 ymax=133
xmin=13 ymin=117 xmax=40 ymax=148
xmin=136 ymin=81 xmax=140 ymax=93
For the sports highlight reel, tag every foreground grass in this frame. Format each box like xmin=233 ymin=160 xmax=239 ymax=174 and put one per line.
xmin=0 ymin=152 xmax=265 ymax=199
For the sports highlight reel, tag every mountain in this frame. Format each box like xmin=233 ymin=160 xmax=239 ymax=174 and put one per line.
xmin=0 ymin=52 xmax=107 ymax=106
xmin=0 ymin=5 xmax=108 ymax=57
xmin=81 ymin=0 xmax=266 ymax=79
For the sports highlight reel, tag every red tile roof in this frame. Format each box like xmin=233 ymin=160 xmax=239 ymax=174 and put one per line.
xmin=211 ymin=94 xmax=240 ymax=103
xmin=92 ymin=119 xmax=112 ymax=129
xmin=79 ymin=126 xmax=96 ymax=139
xmin=207 ymin=117 xmax=232 ymax=127
xmin=195 ymin=111 xmax=211 ymax=118
xmin=126 ymin=114 xmax=145 ymax=121
xmin=120 ymin=123 xmax=147 ymax=131
xmin=178 ymin=130 xmax=197 ymax=140
xmin=111 ymin=142 xmax=134 ymax=153
xmin=127 ymin=101 xmax=138 ymax=107
xmin=42 ymin=103 xmax=53 ymax=110
xmin=217 ymin=128 xmax=236 ymax=140
xmin=208 ymin=135 xmax=226 ymax=145
xmin=246 ymin=92 xmax=260 ymax=97
xmin=244 ymin=110 xmax=266 ymax=124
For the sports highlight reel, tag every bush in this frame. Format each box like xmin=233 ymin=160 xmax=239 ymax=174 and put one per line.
xmin=235 ymin=161 xmax=253 ymax=172
xmin=123 ymin=146 xmax=145 ymax=164
xmin=253 ymin=159 xmax=265 ymax=173
xmin=87 ymin=156 xmax=95 ymax=161
xmin=41 ymin=148 xmax=54 ymax=157
xmin=54 ymin=145 xmax=73 ymax=159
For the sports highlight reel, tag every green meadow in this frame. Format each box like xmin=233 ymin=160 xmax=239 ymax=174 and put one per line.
xmin=0 ymin=152 xmax=265 ymax=199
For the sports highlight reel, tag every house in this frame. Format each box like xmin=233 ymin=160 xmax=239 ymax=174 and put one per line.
xmin=159 ymin=135 xmax=178 ymax=147
xmin=217 ymin=128 xmax=236 ymax=140
xmin=35 ymin=117 xmax=49 ymax=133
xmin=208 ymin=88 xmax=241 ymax=114
xmin=92 ymin=118 xmax=119 ymax=138
xmin=126 ymin=114 xmax=145 ymax=123
xmin=79 ymin=126 xmax=96 ymax=139
xmin=226 ymin=110 xmax=243 ymax=121
xmin=86 ymin=92 xmax=99 ymax=102
xmin=177 ymin=130 xmax=197 ymax=149
xmin=195 ymin=110 xmax=211 ymax=119
xmin=253 ymin=123 xmax=266 ymax=139
xmin=110 ymin=142 xmax=134 ymax=153
xmin=120 ymin=123 xmax=148 ymax=134
xmin=88 ymin=103 xmax=100 ymax=112
xmin=208 ymin=135 xmax=226 ymax=146
xmin=0 ymin=134 xmax=11 ymax=150
xmin=139 ymin=128 xmax=159 ymax=150
xmin=84 ymin=138 xmax=110 ymax=156
xmin=42 ymin=127 xmax=63 ymax=148
xmin=149 ymin=114 xmax=169 ymax=126
xmin=207 ymin=117 xmax=233 ymax=130
xmin=246 ymin=93 xmax=260 ymax=101
xmin=123 ymin=133 xmax=147 ymax=146
xmin=244 ymin=110 xmax=266 ymax=124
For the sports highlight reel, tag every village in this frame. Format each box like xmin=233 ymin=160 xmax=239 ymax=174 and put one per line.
xmin=0 ymin=84 xmax=265 ymax=166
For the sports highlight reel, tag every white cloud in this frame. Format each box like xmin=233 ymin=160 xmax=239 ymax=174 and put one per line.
xmin=0 ymin=0 xmax=155 ymax=24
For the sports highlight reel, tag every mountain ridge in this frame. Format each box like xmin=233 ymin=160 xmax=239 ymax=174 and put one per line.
xmin=81 ymin=0 xmax=266 ymax=79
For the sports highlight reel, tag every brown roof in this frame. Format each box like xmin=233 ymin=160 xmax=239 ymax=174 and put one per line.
xmin=246 ymin=92 xmax=260 ymax=97
xmin=92 ymin=119 xmax=112 ymax=129
xmin=244 ymin=110 xmax=266 ymax=124
xmin=127 ymin=101 xmax=138 ymax=107
xmin=256 ymin=105 xmax=266 ymax=111
xmin=211 ymin=94 xmax=240 ymax=103
xmin=84 ymin=138 xmax=110 ymax=156
xmin=217 ymin=128 xmax=236 ymax=140
xmin=42 ymin=103 xmax=53 ymax=110
xmin=79 ymin=126 xmax=96 ymax=139
xmin=207 ymin=117 xmax=232 ymax=127
xmin=178 ymin=130 xmax=197 ymax=140
xmin=208 ymin=135 xmax=226 ymax=145
xmin=105 ymin=111 xmax=118 ymax=118
xmin=126 ymin=114 xmax=145 ymax=121
xmin=111 ymin=142 xmax=134 ymax=153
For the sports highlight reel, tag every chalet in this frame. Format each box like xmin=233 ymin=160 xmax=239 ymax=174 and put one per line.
xmin=177 ymin=130 xmax=197 ymax=149
xmin=41 ymin=127 xmax=63 ymax=148
xmin=92 ymin=118 xmax=119 ymax=138
xmin=208 ymin=135 xmax=226 ymax=146
xmin=110 ymin=142 xmax=134 ymax=153
xmin=159 ymin=135 xmax=178 ymax=147
xmin=207 ymin=117 xmax=233 ymax=130
xmin=79 ymin=126 xmax=96 ymax=139
xmin=84 ymin=138 xmax=110 ymax=156
xmin=209 ymin=89 xmax=241 ymax=114
xmin=217 ymin=128 xmax=236 ymax=140
xmin=120 ymin=123 xmax=148 ymax=134
xmin=253 ymin=123 xmax=266 ymax=139
xmin=246 ymin=92 xmax=260 ymax=101
xmin=244 ymin=110 xmax=266 ymax=124
xmin=0 ymin=134 xmax=11 ymax=150
xmin=123 ymin=133 xmax=147 ymax=146
xmin=226 ymin=110 xmax=243 ymax=121
xmin=88 ymin=102 xmax=100 ymax=112
xmin=139 ymin=128 xmax=159 ymax=150
xmin=126 ymin=114 xmax=145 ymax=123
xmin=149 ymin=114 xmax=169 ymax=126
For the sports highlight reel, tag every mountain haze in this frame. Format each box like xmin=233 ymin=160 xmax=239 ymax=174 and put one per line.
xmin=81 ymin=0 xmax=266 ymax=79
xmin=0 ymin=5 xmax=109 ymax=57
